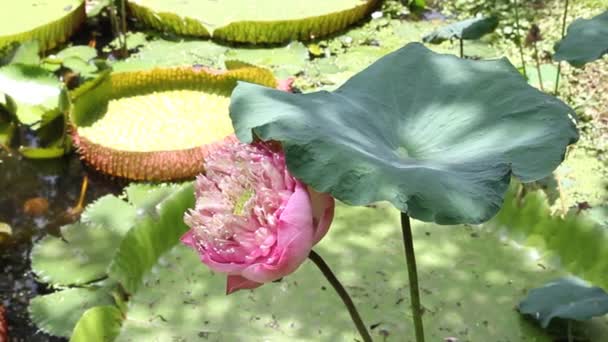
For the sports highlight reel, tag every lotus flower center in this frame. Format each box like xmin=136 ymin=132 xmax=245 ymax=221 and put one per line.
xmin=185 ymin=141 xmax=295 ymax=265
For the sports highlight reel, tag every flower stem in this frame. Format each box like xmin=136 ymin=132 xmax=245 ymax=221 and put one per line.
xmin=459 ymin=38 xmax=464 ymax=58
xmin=532 ymin=42 xmax=544 ymax=91
xmin=555 ymin=0 xmax=569 ymax=95
xmin=513 ymin=0 xmax=526 ymax=76
xmin=309 ymin=250 xmax=372 ymax=342
xmin=401 ymin=212 xmax=425 ymax=342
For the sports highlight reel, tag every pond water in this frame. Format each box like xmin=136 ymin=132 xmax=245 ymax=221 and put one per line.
xmin=0 ymin=150 xmax=122 ymax=341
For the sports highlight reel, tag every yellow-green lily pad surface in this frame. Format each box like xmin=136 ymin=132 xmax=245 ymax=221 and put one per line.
xmin=71 ymin=65 xmax=277 ymax=181
xmin=128 ymin=0 xmax=379 ymax=43
xmin=0 ymin=0 xmax=85 ymax=51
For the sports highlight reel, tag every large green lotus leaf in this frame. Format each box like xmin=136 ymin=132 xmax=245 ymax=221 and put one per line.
xmin=112 ymin=202 xmax=607 ymax=341
xmin=519 ymin=277 xmax=608 ymax=328
xmin=108 ymin=182 xmax=195 ymax=293
xmin=422 ymin=16 xmax=499 ymax=44
xmin=123 ymin=183 xmax=181 ymax=215
xmin=70 ymin=306 xmax=123 ymax=342
xmin=491 ymin=185 xmax=608 ymax=290
xmin=30 ymin=222 xmax=124 ymax=285
xmin=554 ymin=10 xmax=608 ymax=67
xmin=0 ymin=0 xmax=85 ymax=51
xmin=127 ymin=0 xmax=378 ymax=44
xmin=0 ymin=64 xmax=68 ymax=129
xmin=230 ymin=43 xmax=578 ymax=224
xmin=28 ymin=287 xmax=114 ymax=337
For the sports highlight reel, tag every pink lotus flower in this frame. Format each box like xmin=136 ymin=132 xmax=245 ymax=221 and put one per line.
xmin=182 ymin=136 xmax=335 ymax=294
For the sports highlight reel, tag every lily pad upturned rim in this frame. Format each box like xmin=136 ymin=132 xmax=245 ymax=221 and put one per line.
xmin=0 ymin=0 xmax=86 ymax=51
xmin=127 ymin=0 xmax=380 ymax=44
xmin=230 ymin=42 xmax=578 ymax=225
xmin=71 ymin=65 xmax=278 ymax=181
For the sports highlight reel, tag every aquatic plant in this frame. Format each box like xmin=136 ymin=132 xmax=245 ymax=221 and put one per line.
xmin=128 ymin=0 xmax=380 ymax=44
xmin=71 ymin=63 xmax=278 ymax=181
xmin=229 ymin=42 xmax=578 ymax=341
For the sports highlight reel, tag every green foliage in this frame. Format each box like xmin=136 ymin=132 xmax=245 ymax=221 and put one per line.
xmin=519 ymin=277 xmax=608 ymax=328
xmin=0 ymin=63 xmax=68 ymax=129
xmin=230 ymin=42 xmax=577 ymax=224
xmin=29 ymin=287 xmax=115 ymax=337
xmin=108 ymin=183 xmax=194 ymax=293
xmin=492 ymin=185 xmax=608 ymax=290
xmin=423 ymin=16 xmax=499 ymax=43
xmin=70 ymin=306 xmax=123 ymax=342
xmin=29 ymin=183 xmax=195 ymax=337
xmin=554 ymin=10 xmax=608 ymax=67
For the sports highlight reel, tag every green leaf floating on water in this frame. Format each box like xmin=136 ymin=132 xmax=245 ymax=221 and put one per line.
xmin=0 ymin=64 xmax=68 ymax=129
xmin=422 ymin=16 xmax=499 ymax=44
xmin=230 ymin=42 xmax=578 ymax=224
xmin=0 ymin=0 xmax=86 ymax=51
xmin=554 ymin=10 xmax=608 ymax=67
xmin=519 ymin=277 xmax=608 ymax=328
xmin=127 ymin=0 xmax=379 ymax=43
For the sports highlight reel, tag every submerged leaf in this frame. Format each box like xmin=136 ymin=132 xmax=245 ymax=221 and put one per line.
xmin=230 ymin=42 xmax=578 ymax=224
xmin=422 ymin=16 xmax=499 ymax=44
xmin=519 ymin=277 xmax=608 ymax=327
xmin=554 ymin=10 xmax=608 ymax=67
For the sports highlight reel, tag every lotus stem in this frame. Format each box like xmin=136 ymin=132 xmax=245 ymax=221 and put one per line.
xmin=308 ymin=250 xmax=372 ymax=342
xmin=401 ymin=212 xmax=425 ymax=342
xmin=532 ymin=42 xmax=544 ymax=91
xmin=555 ymin=0 xmax=569 ymax=95
xmin=459 ymin=38 xmax=464 ymax=58
xmin=567 ymin=320 xmax=573 ymax=342
xmin=513 ymin=0 xmax=526 ymax=76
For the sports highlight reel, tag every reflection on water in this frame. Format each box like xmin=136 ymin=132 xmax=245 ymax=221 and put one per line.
xmin=0 ymin=150 xmax=122 ymax=341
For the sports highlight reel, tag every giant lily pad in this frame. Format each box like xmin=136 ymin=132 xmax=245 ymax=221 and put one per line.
xmin=519 ymin=277 xmax=608 ymax=328
xmin=230 ymin=42 xmax=578 ymax=224
xmin=422 ymin=16 xmax=499 ymax=44
xmin=0 ymin=0 xmax=86 ymax=51
xmin=127 ymin=0 xmax=379 ymax=44
xmin=554 ymin=10 xmax=608 ymax=67
xmin=71 ymin=64 xmax=277 ymax=181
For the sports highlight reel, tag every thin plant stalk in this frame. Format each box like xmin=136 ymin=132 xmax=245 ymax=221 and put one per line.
xmin=567 ymin=320 xmax=573 ymax=342
xmin=308 ymin=250 xmax=372 ymax=342
xmin=532 ymin=42 xmax=544 ymax=91
xmin=401 ymin=212 xmax=425 ymax=342
xmin=459 ymin=38 xmax=464 ymax=58
xmin=554 ymin=0 xmax=570 ymax=95
xmin=513 ymin=0 xmax=526 ymax=75
xmin=120 ymin=0 xmax=128 ymax=57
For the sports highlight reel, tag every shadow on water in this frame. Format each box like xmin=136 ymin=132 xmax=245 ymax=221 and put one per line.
xmin=0 ymin=150 xmax=123 ymax=341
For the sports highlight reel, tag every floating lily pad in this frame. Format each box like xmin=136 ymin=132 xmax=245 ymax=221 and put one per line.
xmin=554 ymin=10 xmax=608 ymax=67
xmin=230 ymin=42 xmax=578 ymax=224
xmin=422 ymin=16 xmax=499 ymax=44
xmin=128 ymin=0 xmax=379 ymax=43
xmin=71 ymin=65 xmax=277 ymax=181
xmin=0 ymin=0 xmax=86 ymax=51
xmin=519 ymin=277 xmax=608 ymax=328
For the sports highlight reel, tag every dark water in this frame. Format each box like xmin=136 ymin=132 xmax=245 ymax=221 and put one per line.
xmin=0 ymin=150 xmax=122 ymax=341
